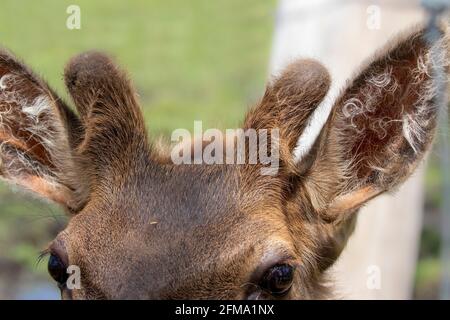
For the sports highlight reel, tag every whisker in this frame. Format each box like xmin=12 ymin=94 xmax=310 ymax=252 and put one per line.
xmin=35 ymin=248 xmax=50 ymax=269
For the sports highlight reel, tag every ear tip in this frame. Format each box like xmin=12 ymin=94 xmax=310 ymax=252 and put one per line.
xmin=66 ymin=50 xmax=113 ymax=64
xmin=0 ymin=47 xmax=12 ymax=59
xmin=0 ymin=47 xmax=29 ymax=76
xmin=64 ymin=51 xmax=120 ymax=87
xmin=280 ymin=58 xmax=331 ymax=89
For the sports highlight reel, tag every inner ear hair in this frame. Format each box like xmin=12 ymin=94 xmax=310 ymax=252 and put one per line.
xmin=0 ymin=48 xmax=86 ymax=210
xmin=303 ymin=23 xmax=449 ymax=220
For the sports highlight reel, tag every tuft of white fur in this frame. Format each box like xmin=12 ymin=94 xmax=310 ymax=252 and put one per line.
xmin=0 ymin=74 xmax=12 ymax=90
xmin=0 ymin=73 xmax=60 ymax=178
xmin=22 ymin=95 xmax=51 ymax=117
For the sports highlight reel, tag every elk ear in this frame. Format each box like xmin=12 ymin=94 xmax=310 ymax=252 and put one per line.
xmin=244 ymin=59 xmax=331 ymax=172
xmin=302 ymin=25 xmax=449 ymax=221
xmin=0 ymin=49 xmax=82 ymax=210
xmin=64 ymin=52 xmax=148 ymax=174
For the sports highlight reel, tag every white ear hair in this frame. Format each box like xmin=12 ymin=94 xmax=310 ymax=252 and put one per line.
xmin=292 ymin=86 xmax=338 ymax=164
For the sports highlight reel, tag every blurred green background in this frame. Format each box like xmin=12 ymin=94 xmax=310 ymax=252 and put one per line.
xmin=0 ymin=0 xmax=444 ymax=299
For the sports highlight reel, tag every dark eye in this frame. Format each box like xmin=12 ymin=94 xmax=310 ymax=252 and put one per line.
xmin=48 ymin=254 xmax=68 ymax=285
xmin=260 ymin=263 xmax=295 ymax=296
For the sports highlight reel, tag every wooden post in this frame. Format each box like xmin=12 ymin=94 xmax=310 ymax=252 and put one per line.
xmin=270 ymin=0 xmax=425 ymax=299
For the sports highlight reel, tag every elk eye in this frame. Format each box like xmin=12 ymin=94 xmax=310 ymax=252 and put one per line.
xmin=260 ymin=263 xmax=294 ymax=296
xmin=48 ymin=254 xmax=68 ymax=285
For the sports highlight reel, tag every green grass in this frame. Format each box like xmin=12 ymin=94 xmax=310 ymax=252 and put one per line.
xmin=0 ymin=0 xmax=275 ymax=134
xmin=414 ymin=257 xmax=441 ymax=299
xmin=0 ymin=0 xmax=276 ymax=284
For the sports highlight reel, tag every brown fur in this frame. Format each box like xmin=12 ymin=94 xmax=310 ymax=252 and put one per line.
xmin=0 ymin=24 xmax=449 ymax=299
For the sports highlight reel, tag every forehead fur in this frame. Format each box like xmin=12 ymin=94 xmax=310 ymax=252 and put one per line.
xmin=62 ymin=161 xmax=306 ymax=299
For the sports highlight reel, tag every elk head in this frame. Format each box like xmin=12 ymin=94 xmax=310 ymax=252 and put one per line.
xmin=0 ymin=25 xmax=448 ymax=299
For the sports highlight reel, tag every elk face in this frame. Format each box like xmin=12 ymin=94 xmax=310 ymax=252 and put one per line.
xmin=0 ymin=25 xmax=448 ymax=299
